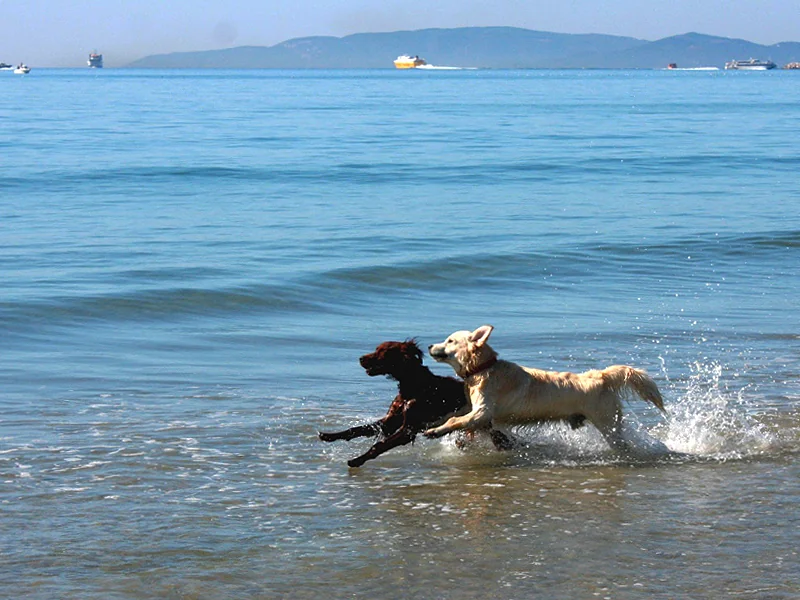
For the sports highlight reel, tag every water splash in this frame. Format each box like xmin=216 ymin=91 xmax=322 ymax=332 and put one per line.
xmin=654 ymin=361 xmax=777 ymax=459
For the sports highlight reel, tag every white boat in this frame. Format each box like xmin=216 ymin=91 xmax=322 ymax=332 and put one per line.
xmin=0 ymin=62 xmax=13 ymax=71
xmin=724 ymin=58 xmax=776 ymax=70
xmin=14 ymin=63 xmax=31 ymax=74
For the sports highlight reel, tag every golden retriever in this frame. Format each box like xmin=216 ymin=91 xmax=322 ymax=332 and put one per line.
xmin=423 ymin=325 xmax=665 ymax=451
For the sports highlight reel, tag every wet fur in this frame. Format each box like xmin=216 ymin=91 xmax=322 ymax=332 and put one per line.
xmin=319 ymin=340 xmax=516 ymax=467
xmin=424 ymin=326 xmax=665 ymax=451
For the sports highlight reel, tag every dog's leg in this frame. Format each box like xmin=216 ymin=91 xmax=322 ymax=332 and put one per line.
xmin=589 ymin=395 xmax=630 ymax=452
xmin=320 ymin=396 xmax=406 ymax=442
xmin=347 ymin=429 xmax=415 ymax=468
xmin=347 ymin=400 xmax=418 ymax=468
xmin=318 ymin=422 xmax=382 ymax=442
xmin=567 ymin=414 xmax=586 ymax=430
xmin=489 ymin=429 xmax=518 ymax=451
xmin=423 ymin=405 xmax=491 ymax=438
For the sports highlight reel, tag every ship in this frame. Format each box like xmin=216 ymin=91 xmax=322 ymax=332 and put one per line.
xmin=0 ymin=62 xmax=13 ymax=70
xmin=724 ymin=58 xmax=776 ymax=71
xmin=88 ymin=52 xmax=103 ymax=68
xmin=394 ymin=55 xmax=426 ymax=69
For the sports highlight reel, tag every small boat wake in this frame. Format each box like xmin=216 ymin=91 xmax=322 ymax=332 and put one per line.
xmin=664 ymin=67 xmax=719 ymax=71
xmin=665 ymin=63 xmax=719 ymax=71
xmin=415 ymin=64 xmax=468 ymax=71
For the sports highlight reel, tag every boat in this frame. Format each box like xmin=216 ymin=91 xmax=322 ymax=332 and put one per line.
xmin=394 ymin=55 xmax=426 ymax=69
xmin=724 ymin=58 xmax=776 ymax=70
xmin=88 ymin=52 xmax=103 ymax=68
xmin=0 ymin=62 xmax=13 ymax=71
xmin=14 ymin=63 xmax=31 ymax=74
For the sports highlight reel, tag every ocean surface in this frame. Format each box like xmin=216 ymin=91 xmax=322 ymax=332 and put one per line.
xmin=1 ymin=68 xmax=799 ymax=599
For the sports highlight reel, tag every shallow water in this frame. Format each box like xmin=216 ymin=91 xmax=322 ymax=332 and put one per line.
xmin=1 ymin=68 xmax=799 ymax=598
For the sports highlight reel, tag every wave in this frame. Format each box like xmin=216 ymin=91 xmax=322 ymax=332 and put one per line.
xmin=582 ymin=231 xmax=800 ymax=272
xmin=327 ymin=229 xmax=799 ymax=288
xmin=1 ymin=229 xmax=796 ymax=330
xmin=0 ymin=163 xmax=566 ymax=192
xmin=3 ymin=146 xmax=798 ymax=196
xmin=0 ymin=283 xmax=331 ymax=329
xmin=575 ymin=154 xmax=800 ymax=174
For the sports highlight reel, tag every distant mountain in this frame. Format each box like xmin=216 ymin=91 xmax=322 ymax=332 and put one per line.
xmin=127 ymin=27 xmax=800 ymax=69
xmin=596 ymin=32 xmax=800 ymax=68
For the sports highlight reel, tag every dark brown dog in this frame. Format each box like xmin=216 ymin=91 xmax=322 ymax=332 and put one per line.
xmin=319 ymin=340 xmax=516 ymax=467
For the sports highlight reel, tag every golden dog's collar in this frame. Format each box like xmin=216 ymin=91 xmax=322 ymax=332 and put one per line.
xmin=463 ymin=357 xmax=497 ymax=379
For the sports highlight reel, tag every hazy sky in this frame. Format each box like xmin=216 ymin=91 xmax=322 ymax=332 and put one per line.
xmin=2 ymin=0 xmax=798 ymax=67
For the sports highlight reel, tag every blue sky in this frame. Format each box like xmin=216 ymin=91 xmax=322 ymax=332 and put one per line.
xmin=2 ymin=0 xmax=798 ymax=67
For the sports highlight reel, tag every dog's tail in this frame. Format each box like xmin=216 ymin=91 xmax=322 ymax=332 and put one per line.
xmin=602 ymin=365 xmax=665 ymax=411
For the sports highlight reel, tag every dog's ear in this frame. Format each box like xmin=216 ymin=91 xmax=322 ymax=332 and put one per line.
xmin=469 ymin=325 xmax=494 ymax=346
xmin=405 ymin=338 xmax=424 ymax=363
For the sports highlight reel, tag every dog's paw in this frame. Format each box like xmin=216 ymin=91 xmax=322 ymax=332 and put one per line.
xmin=347 ymin=456 xmax=366 ymax=468
xmin=318 ymin=431 xmax=338 ymax=442
xmin=423 ymin=428 xmax=445 ymax=439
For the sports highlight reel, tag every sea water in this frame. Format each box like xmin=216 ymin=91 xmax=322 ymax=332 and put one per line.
xmin=1 ymin=68 xmax=798 ymax=598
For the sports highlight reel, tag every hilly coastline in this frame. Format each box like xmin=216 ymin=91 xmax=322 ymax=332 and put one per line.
xmin=127 ymin=27 xmax=800 ymax=69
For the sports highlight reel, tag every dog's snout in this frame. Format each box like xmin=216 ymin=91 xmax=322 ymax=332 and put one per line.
xmin=427 ymin=344 xmax=433 ymax=350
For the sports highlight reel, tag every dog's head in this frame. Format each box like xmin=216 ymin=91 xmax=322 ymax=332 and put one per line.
xmin=359 ymin=340 xmax=425 ymax=379
xmin=428 ymin=325 xmax=496 ymax=378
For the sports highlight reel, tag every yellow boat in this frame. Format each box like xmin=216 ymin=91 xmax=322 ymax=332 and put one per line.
xmin=394 ymin=55 xmax=426 ymax=69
